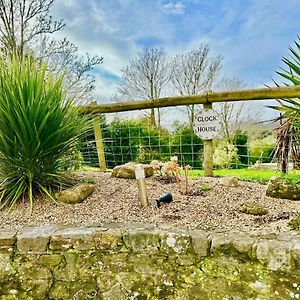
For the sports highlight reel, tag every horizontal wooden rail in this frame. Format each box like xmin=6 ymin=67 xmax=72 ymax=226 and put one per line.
xmin=80 ymin=86 xmax=300 ymax=114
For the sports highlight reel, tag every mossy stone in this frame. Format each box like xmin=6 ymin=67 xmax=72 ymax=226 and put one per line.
xmin=240 ymin=202 xmax=268 ymax=215
xmin=289 ymin=217 xmax=300 ymax=230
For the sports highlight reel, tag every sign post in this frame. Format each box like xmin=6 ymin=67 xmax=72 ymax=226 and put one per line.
xmin=135 ymin=164 xmax=149 ymax=208
xmin=193 ymin=104 xmax=221 ymax=177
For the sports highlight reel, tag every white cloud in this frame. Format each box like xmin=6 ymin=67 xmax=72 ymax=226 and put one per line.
xmin=49 ymin=0 xmax=300 ymax=105
xmin=161 ymin=2 xmax=185 ymax=15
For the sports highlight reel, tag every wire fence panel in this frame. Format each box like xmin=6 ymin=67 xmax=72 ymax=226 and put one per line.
xmin=78 ymin=115 xmax=276 ymax=170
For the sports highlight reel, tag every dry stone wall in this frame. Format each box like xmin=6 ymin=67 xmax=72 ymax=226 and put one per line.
xmin=0 ymin=223 xmax=300 ymax=299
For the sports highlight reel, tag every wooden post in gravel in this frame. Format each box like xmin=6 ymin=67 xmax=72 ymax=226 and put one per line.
xmin=203 ymin=103 xmax=214 ymax=177
xmin=91 ymin=101 xmax=107 ymax=172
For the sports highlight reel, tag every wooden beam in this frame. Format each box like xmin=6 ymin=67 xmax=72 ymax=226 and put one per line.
xmin=80 ymin=86 xmax=300 ymax=114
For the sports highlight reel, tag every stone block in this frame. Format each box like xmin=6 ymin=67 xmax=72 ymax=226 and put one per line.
xmin=160 ymin=229 xmax=191 ymax=254
xmin=256 ymin=240 xmax=292 ymax=271
xmin=210 ymin=231 xmax=255 ymax=258
xmin=93 ymin=227 xmax=123 ymax=252
xmin=17 ymin=225 xmax=57 ymax=253
xmin=0 ymin=229 xmax=17 ymax=247
xmin=123 ymin=227 xmax=160 ymax=253
xmin=0 ymin=252 xmax=15 ymax=281
xmin=50 ymin=226 xmax=97 ymax=250
xmin=102 ymin=284 xmax=127 ymax=300
xmin=190 ymin=229 xmax=209 ymax=257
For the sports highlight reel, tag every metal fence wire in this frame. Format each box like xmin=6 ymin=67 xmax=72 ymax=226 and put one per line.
xmin=78 ymin=115 xmax=276 ymax=170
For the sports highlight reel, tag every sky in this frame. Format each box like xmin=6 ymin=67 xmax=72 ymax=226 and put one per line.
xmin=51 ymin=0 xmax=300 ymax=109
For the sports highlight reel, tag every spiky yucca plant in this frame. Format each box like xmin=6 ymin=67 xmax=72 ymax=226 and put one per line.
xmin=0 ymin=56 xmax=88 ymax=211
xmin=271 ymin=37 xmax=300 ymax=172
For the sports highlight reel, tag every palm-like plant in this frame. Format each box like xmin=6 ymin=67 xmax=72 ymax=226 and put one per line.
xmin=0 ymin=56 xmax=88 ymax=212
xmin=271 ymin=37 xmax=300 ymax=172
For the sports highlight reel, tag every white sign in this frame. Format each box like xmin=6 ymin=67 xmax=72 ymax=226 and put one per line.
xmin=193 ymin=109 xmax=221 ymax=140
xmin=135 ymin=164 xmax=145 ymax=179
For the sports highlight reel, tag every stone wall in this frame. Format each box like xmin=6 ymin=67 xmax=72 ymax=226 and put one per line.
xmin=1 ymin=223 xmax=300 ymax=299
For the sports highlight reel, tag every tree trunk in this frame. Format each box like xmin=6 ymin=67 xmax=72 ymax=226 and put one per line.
xmin=150 ymin=107 xmax=156 ymax=127
xmin=157 ymin=107 xmax=161 ymax=128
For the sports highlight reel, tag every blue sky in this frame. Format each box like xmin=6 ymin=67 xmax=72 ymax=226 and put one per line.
xmin=51 ymin=0 xmax=300 ymax=103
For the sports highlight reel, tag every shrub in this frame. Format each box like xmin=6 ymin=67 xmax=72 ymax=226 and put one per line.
xmin=213 ymin=141 xmax=240 ymax=169
xmin=249 ymin=135 xmax=275 ymax=164
xmin=171 ymin=124 xmax=203 ymax=168
xmin=0 ymin=56 xmax=88 ymax=212
xmin=102 ymin=118 xmax=170 ymax=168
xmin=233 ymin=131 xmax=249 ymax=166
xmin=271 ymin=37 xmax=300 ymax=172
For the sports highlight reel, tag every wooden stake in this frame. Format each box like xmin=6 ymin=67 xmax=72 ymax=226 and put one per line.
xmin=91 ymin=101 xmax=107 ymax=172
xmin=135 ymin=164 xmax=149 ymax=208
xmin=203 ymin=103 xmax=213 ymax=177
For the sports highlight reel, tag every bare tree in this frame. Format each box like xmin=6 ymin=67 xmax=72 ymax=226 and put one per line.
xmin=171 ymin=44 xmax=222 ymax=126
xmin=215 ymin=78 xmax=248 ymax=142
xmin=0 ymin=0 xmax=103 ymax=102
xmin=115 ymin=48 xmax=170 ymax=127
xmin=37 ymin=37 xmax=103 ymax=102
xmin=0 ymin=0 xmax=64 ymax=56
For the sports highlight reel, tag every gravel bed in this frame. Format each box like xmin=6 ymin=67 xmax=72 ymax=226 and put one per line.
xmin=1 ymin=171 xmax=300 ymax=232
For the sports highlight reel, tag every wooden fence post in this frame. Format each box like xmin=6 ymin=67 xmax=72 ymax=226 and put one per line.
xmin=90 ymin=101 xmax=107 ymax=171
xmin=203 ymin=103 xmax=213 ymax=177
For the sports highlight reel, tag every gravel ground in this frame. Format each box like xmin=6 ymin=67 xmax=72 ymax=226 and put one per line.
xmin=1 ymin=171 xmax=300 ymax=232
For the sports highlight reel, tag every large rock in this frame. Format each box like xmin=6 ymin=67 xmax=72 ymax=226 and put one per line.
xmin=220 ymin=176 xmax=239 ymax=187
xmin=111 ymin=162 xmax=154 ymax=179
xmin=55 ymin=184 xmax=95 ymax=204
xmin=266 ymin=176 xmax=300 ymax=200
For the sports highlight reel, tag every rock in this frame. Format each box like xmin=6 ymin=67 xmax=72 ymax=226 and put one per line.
xmin=288 ymin=218 xmax=300 ymax=230
xmin=256 ymin=240 xmax=292 ymax=271
xmin=266 ymin=176 xmax=300 ymax=200
xmin=111 ymin=162 xmax=154 ymax=179
xmin=55 ymin=184 xmax=95 ymax=204
xmin=220 ymin=176 xmax=239 ymax=187
xmin=240 ymin=202 xmax=268 ymax=216
xmin=17 ymin=225 xmax=57 ymax=253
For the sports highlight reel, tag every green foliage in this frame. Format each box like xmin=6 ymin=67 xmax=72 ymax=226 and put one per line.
xmin=199 ymin=184 xmax=213 ymax=191
xmin=80 ymin=177 xmax=96 ymax=184
xmin=288 ymin=218 xmax=300 ymax=230
xmin=101 ymin=118 xmax=166 ymax=167
xmin=271 ymin=37 xmax=300 ymax=172
xmin=171 ymin=124 xmax=203 ymax=168
xmin=0 ymin=56 xmax=88 ymax=212
xmin=249 ymin=135 xmax=275 ymax=164
xmin=233 ymin=131 xmax=248 ymax=166
xmin=213 ymin=141 xmax=240 ymax=169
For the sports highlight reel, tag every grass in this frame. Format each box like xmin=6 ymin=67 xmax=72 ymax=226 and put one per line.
xmin=186 ymin=169 xmax=300 ymax=184
xmin=80 ymin=165 xmax=101 ymax=172
xmin=79 ymin=165 xmax=300 ymax=184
